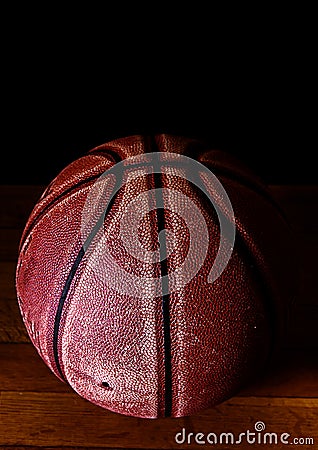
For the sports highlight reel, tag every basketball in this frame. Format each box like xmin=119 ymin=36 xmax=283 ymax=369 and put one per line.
xmin=16 ymin=134 xmax=294 ymax=418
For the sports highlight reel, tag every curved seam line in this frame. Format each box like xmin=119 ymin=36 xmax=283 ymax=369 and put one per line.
xmin=52 ymin=166 xmax=123 ymax=380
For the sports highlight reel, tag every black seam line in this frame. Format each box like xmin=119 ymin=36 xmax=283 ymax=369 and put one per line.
xmin=52 ymin=170 xmax=123 ymax=381
xmin=201 ymin=162 xmax=291 ymax=227
xmin=53 ymin=247 xmax=85 ymax=380
xmin=52 ymin=211 xmax=106 ymax=380
xmin=155 ymin=175 xmax=172 ymax=418
xmin=148 ymin=137 xmax=173 ymax=418
xmin=19 ymin=173 xmax=106 ymax=253
xmin=19 ymin=150 xmax=121 ymax=254
xmin=185 ymin=167 xmax=279 ymax=347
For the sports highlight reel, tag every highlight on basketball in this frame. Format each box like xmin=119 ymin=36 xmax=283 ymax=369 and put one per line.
xmin=16 ymin=134 xmax=295 ymax=418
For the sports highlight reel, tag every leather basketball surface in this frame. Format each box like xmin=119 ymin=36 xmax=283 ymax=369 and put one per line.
xmin=16 ymin=134 xmax=294 ymax=418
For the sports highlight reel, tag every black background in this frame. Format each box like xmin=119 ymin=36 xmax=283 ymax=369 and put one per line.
xmin=2 ymin=12 xmax=316 ymax=187
xmin=4 ymin=88 xmax=316 ymax=187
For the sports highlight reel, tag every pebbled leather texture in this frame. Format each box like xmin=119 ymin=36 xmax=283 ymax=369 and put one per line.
xmin=16 ymin=134 xmax=295 ymax=418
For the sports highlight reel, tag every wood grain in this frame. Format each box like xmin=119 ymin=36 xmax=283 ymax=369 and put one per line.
xmin=1 ymin=186 xmax=317 ymax=347
xmin=0 ymin=298 xmax=30 ymax=342
xmin=0 ymin=185 xmax=44 ymax=229
xmin=0 ymin=229 xmax=22 ymax=261
xmin=1 ymin=294 xmax=317 ymax=347
xmin=1 ymin=184 xmax=317 ymax=449
xmin=271 ymin=185 xmax=318 ymax=234
xmin=1 ymin=392 xmax=317 ymax=449
xmin=0 ymin=262 xmax=16 ymax=299
xmin=1 ymin=185 xmax=317 ymax=232
xmin=1 ymin=344 xmax=318 ymax=398
xmin=0 ymin=344 xmax=69 ymax=392
xmin=0 ymin=448 xmax=142 ymax=450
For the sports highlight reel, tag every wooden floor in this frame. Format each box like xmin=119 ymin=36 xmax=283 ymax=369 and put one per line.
xmin=0 ymin=184 xmax=317 ymax=449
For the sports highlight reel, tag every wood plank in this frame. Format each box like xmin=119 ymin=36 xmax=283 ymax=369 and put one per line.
xmin=0 ymin=447 xmax=142 ymax=450
xmin=0 ymin=184 xmax=317 ymax=229
xmin=0 ymin=185 xmax=45 ymax=229
xmin=2 ymin=224 xmax=317 ymax=348
xmin=284 ymin=304 xmax=318 ymax=349
xmin=3 ymin=246 xmax=318 ymax=349
xmin=0 ymin=448 xmax=140 ymax=450
xmin=239 ymin=348 xmax=318 ymax=398
xmin=1 ymin=392 xmax=317 ymax=448
xmin=296 ymin=235 xmax=318 ymax=310
xmin=1 ymin=290 xmax=317 ymax=346
xmin=0 ymin=344 xmax=68 ymax=392
xmin=0 ymin=185 xmax=317 ymax=450
xmin=1 ymin=185 xmax=318 ymax=274
xmin=0 ymin=229 xmax=21 ymax=261
xmin=1 ymin=191 xmax=317 ymax=349
xmin=1 ymin=231 xmax=313 ymax=305
xmin=1 ymin=344 xmax=318 ymax=399
xmin=1 ymin=185 xmax=317 ymax=232
xmin=0 ymin=262 xmax=16 ymax=300
xmin=271 ymin=185 xmax=318 ymax=234
xmin=0 ymin=298 xmax=29 ymax=343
